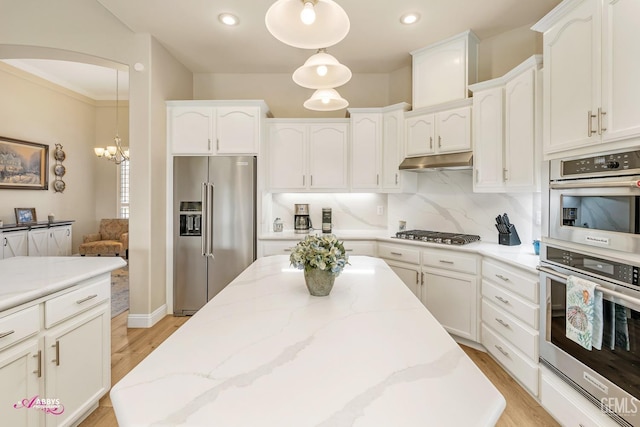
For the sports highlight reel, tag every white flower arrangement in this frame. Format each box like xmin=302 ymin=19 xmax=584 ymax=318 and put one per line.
xmin=289 ymin=234 xmax=349 ymax=276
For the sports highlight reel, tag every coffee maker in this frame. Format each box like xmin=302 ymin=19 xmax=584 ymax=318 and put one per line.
xmin=294 ymin=204 xmax=312 ymax=234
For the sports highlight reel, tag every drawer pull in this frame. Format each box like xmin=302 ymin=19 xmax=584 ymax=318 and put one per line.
xmin=33 ymin=350 xmax=42 ymax=377
xmin=494 ymin=296 xmax=509 ymax=305
xmin=283 ymin=248 xmax=292 ymax=252
xmin=494 ymin=345 xmax=509 ymax=357
xmin=415 ymin=271 xmax=419 ymax=285
xmin=76 ymin=294 xmax=98 ymax=304
xmin=439 ymin=260 xmax=454 ymax=264
xmin=0 ymin=330 xmax=15 ymax=339
xmin=390 ymin=252 xmax=403 ymax=256
xmin=52 ymin=341 xmax=60 ymax=366
xmin=495 ymin=318 xmax=510 ymax=328
xmin=495 ymin=274 xmax=509 ymax=281
xmin=346 ymin=249 xmax=354 ymax=252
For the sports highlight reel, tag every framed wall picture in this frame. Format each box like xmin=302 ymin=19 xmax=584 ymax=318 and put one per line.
xmin=0 ymin=136 xmax=49 ymax=190
xmin=15 ymin=207 xmax=37 ymax=225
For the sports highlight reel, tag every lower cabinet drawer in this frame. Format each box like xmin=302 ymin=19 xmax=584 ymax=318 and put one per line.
xmin=482 ymin=324 xmax=539 ymax=396
xmin=0 ymin=305 xmax=39 ymax=351
xmin=482 ymin=299 xmax=538 ymax=360
xmin=422 ymin=248 xmax=478 ymax=275
xmin=261 ymin=241 xmax=299 ymax=257
xmin=45 ymin=275 xmax=110 ymax=328
xmin=377 ymin=244 xmax=420 ymax=265
xmin=541 ymin=368 xmax=620 ymax=427
xmin=342 ymin=240 xmax=376 ymax=257
xmin=482 ymin=281 xmax=538 ymax=329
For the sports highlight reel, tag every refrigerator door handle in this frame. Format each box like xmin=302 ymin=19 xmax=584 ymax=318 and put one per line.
xmin=201 ymin=182 xmax=208 ymax=256
xmin=207 ymin=182 xmax=215 ymax=258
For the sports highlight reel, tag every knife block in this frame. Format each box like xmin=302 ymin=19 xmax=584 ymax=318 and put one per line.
xmin=498 ymin=225 xmax=521 ymax=246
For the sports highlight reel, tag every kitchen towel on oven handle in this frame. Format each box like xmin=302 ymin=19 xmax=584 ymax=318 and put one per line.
xmin=566 ymin=275 xmax=604 ymax=351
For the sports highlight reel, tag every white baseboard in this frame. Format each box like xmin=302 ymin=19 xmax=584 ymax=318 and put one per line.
xmin=127 ymin=304 xmax=167 ymax=328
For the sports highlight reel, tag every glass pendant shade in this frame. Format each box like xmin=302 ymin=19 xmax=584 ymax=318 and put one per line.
xmin=293 ymin=50 xmax=352 ymax=89
xmin=303 ymin=88 xmax=349 ymax=111
xmin=265 ymin=0 xmax=350 ymax=49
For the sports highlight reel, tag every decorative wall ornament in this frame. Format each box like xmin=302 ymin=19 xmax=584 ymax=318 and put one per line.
xmin=53 ymin=143 xmax=66 ymax=193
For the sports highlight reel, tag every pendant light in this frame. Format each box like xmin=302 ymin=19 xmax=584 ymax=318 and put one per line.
xmin=303 ymin=88 xmax=348 ymax=111
xmin=293 ymin=49 xmax=352 ymax=89
xmin=94 ymin=69 xmax=129 ymax=165
xmin=265 ymin=0 xmax=350 ymax=49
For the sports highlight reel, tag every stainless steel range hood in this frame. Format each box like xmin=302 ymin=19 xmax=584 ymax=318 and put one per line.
xmin=399 ymin=152 xmax=473 ymax=171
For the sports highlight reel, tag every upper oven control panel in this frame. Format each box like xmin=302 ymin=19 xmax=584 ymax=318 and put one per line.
xmin=553 ymin=149 xmax=640 ymax=179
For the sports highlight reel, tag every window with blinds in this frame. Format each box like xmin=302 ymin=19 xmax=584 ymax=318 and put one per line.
xmin=118 ymin=160 xmax=130 ymax=218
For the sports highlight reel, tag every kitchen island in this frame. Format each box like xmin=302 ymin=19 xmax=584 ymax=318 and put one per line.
xmin=111 ymin=255 xmax=505 ymax=426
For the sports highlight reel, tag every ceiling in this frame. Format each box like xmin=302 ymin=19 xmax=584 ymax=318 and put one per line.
xmin=4 ymin=0 xmax=562 ymax=99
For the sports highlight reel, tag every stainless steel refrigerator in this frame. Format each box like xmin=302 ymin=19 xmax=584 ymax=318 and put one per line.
xmin=173 ymin=156 xmax=256 ymax=315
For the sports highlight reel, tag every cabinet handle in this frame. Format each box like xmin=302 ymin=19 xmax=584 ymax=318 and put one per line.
xmin=376 ymin=174 xmax=379 ymax=185
xmin=475 ymin=169 xmax=479 ymax=183
xmin=598 ymin=108 xmax=607 ymax=135
xmin=216 ymin=138 xmax=220 ymax=150
xmin=76 ymin=294 xmax=98 ymax=304
xmin=429 ymin=136 xmax=433 ymax=149
xmin=311 ymin=175 xmax=313 ymax=186
xmin=302 ymin=175 xmax=305 ymax=186
xmin=495 ymin=295 xmax=509 ymax=304
xmin=0 ymin=330 xmax=15 ymax=339
xmin=587 ymin=110 xmax=597 ymax=137
xmin=495 ymin=318 xmax=510 ymax=328
xmin=503 ymin=168 xmax=508 ymax=182
xmin=395 ymin=173 xmax=398 ymax=185
xmin=415 ymin=271 xmax=419 ymax=285
xmin=494 ymin=345 xmax=509 ymax=357
xmin=439 ymin=260 xmax=454 ymax=264
xmin=421 ymin=272 xmax=424 ymax=285
xmin=438 ymin=135 xmax=442 ymax=148
xmin=208 ymin=138 xmax=211 ymax=151
xmin=390 ymin=251 xmax=403 ymax=256
xmin=495 ymin=274 xmax=509 ymax=282
xmin=283 ymin=248 xmax=292 ymax=252
xmin=346 ymin=249 xmax=354 ymax=252
xmin=66 ymin=229 xmax=70 ymax=237
xmin=3 ymin=237 xmax=6 ymax=247
xmin=33 ymin=350 xmax=42 ymax=377
xmin=51 ymin=341 xmax=60 ymax=366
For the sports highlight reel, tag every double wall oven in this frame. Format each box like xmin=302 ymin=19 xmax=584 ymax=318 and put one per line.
xmin=540 ymin=149 xmax=640 ymax=426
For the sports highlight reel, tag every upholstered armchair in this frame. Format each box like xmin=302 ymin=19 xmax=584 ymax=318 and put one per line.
xmin=79 ymin=218 xmax=129 ymax=258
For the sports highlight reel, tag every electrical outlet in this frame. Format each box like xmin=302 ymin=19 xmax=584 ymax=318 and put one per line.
xmin=377 ymin=206 xmax=384 ymax=215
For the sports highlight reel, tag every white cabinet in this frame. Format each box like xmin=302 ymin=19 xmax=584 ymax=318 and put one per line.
xmin=381 ymin=105 xmax=416 ymax=192
xmin=350 ymin=112 xmax=381 ymax=190
xmin=267 ymin=120 xmax=349 ymax=192
xmin=411 ymin=30 xmax=479 ymax=110
xmin=378 ymin=243 xmax=422 ymax=299
xmin=421 ymin=248 xmax=479 ymax=342
xmin=481 ymin=258 xmax=539 ymax=396
xmin=471 ymin=56 xmax=542 ymax=193
xmin=405 ymin=101 xmax=472 ymax=157
xmin=533 ymin=0 xmax=640 ymax=158
xmin=0 ymin=275 xmax=111 ymax=427
xmin=168 ymin=101 xmax=269 ymax=156
xmin=3 ymin=229 xmax=28 ymax=258
xmin=28 ymin=225 xmax=72 ymax=257
xmin=387 ymin=261 xmax=421 ymax=299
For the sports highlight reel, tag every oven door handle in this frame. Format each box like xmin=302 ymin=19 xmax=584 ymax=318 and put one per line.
xmin=537 ymin=265 xmax=640 ymax=306
xmin=549 ymin=180 xmax=640 ymax=189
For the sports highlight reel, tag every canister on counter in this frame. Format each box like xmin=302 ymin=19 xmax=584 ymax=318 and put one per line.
xmin=322 ymin=208 xmax=332 ymax=233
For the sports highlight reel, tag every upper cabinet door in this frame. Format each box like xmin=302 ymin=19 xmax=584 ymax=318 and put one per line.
xmin=169 ymin=107 xmax=215 ymax=155
xmin=601 ymin=0 xmax=640 ymax=144
xmin=267 ymin=124 xmax=306 ymax=190
xmin=216 ymin=107 xmax=260 ymax=155
xmin=541 ymin=0 xmax=601 ymax=155
xmin=472 ymin=87 xmax=504 ymax=192
xmin=405 ymin=114 xmax=436 ymax=156
xmin=350 ymin=114 xmax=381 ymax=190
xmin=382 ymin=110 xmax=403 ymax=190
xmin=436 ymin=106 xmax=472 ymax=153
xmin=308 ymin=123 xmax=348 ymax=190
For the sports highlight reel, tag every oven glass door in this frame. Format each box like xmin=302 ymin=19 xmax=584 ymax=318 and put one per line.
xmin=545 ymin=272 xmax=640 ymax=400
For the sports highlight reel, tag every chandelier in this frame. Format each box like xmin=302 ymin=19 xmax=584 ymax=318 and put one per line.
xmin=94 ymin=69 xmax=129 ymax=165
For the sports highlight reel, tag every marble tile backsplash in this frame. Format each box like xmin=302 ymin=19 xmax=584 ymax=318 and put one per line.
xmin=266 ymin=170 xmax=542 ymax=246
xmin=389 ymin=170 xmax=541 ymax=245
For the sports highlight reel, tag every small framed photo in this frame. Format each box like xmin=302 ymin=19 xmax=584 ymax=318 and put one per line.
xmin=15 ymin=208 xmax=37 ymax=225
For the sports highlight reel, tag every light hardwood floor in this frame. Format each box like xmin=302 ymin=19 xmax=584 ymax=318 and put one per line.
xmin=79 ymin=312 xmax=559 ymax=426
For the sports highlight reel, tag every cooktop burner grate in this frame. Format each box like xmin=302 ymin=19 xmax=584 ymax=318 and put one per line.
xmin=394 ymin=230 xmax=481 ymax=245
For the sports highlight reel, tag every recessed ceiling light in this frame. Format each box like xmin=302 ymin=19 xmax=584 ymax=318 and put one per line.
xmin=218 ymin=13 xmax=239 ymax=26
xmin=400 ymin=12 xmax=420 ymax=25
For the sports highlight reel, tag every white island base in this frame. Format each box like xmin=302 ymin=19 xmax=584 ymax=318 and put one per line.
xmin=111 ymin=256 xmax=505 ymax=426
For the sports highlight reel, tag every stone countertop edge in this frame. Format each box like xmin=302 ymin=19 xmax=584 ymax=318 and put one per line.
xmin=0 ymin=256 xmax=126 ymax=312
xmin=110 ymin=256 xmax=506 ymax=426
xmin=259 ymin=230 xmax=540 ymax=273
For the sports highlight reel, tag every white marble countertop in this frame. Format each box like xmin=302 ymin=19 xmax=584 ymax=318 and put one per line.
xmin=0 ymin=256 xmax=126 ymax=311
xmin=111 ymin=256 xmax=505 ymax=426
xmin=260 ymin=230 xmax=540 ymax=273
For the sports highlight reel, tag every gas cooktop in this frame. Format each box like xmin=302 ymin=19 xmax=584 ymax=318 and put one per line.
xmin=394 ymin=230 xmax=481 ymax=245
